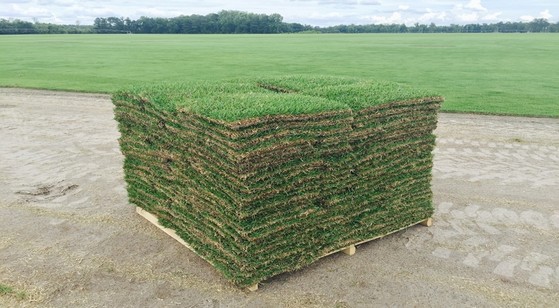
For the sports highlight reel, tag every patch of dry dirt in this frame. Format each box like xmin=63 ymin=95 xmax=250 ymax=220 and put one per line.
xmin=1 ymin=88 xmax=558 ymax=307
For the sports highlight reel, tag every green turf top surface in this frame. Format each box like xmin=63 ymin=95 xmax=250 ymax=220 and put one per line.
xmin=114 ymin=76 xmax=441 ymax=122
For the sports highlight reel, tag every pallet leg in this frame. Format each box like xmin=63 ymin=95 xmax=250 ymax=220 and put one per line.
xmin=247 ymin=284 xmax=258 ymax=292
xmin=342 ymin=244 xmax=356 ymax=256
xmin=420 ymin=217 xmax=433 ymax=227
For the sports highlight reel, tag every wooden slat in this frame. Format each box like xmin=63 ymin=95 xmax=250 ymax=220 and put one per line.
xmin=322 ymin=217 xmax=433 ymax=259
xmin=136 ymin=206 xmax=433 ymax=292
xmin=420 ymin=217 xmax=433 ymax=227
xmin=136 ymin=207 xmax=196 ymax=252
xmin=247 ymin=284 xmax=259 ymax=292
xmin=342 ymin=245 xmax=356 ymax=256
xmin=137 ymin=207 xmax=263 ymax=291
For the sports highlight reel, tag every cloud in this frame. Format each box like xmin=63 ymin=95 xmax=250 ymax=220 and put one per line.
xmin=290 ymin=0 xmax=380 ymax=6
xmin=464 ymin=0 xmax=487 ymax=12
xmin=135 ymin=7 xmax=185 ymax=18
xmin=447 ymin=0 xmax=491 ymax=24
xmin=357 ymin=0 xmax=496 ymax=26
xmin=482 ymin=11 xmax=502 ymax=21
xmin=418 ymin=10 xmax=447 ymax=23
xmin=368 ymin=12 xmax=403 ymax=24
xmin=7 ymin=4 xmax=53 ymax=19
xmin=358 ymin=0 xmax=380 ymax=5
xmin=293 ymin=11 xmax=360 ymax=25
xmin=457 ymin=12 xmax=479 ymax=23
xmin=540 ymin=9 xmax=552 ymax=19
xmin=37 ymin=0 xmax=78 ymax=5
xmin=517 ymin=8 xmax=551 ymax=22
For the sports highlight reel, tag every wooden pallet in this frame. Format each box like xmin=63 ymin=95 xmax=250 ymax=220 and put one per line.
xmin=136 ymin=207 xmax=432 ymax=292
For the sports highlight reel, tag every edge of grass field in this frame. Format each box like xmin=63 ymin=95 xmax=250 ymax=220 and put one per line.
xmin=439 ymin=109 xmax=559 ymax=119
xmin=0 ymin=84 xmax=110 ymax=95
xmin=1 ymin=85 xmax=557 ymax=119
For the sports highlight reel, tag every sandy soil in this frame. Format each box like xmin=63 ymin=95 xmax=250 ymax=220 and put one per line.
xmin=1 ymin=88 xmax=558 ymax=307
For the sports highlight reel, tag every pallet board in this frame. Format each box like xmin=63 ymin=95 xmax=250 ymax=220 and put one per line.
xmin=136 ymin=206 xmax=433 ymax=291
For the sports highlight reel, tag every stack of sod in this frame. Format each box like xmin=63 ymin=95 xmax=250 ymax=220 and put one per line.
xmin=113 ymin=76 xmax=443 ymax=288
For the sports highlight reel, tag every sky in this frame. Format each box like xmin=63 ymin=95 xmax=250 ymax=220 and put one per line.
xmin=1 ymin=0 xmax=557 ymax=26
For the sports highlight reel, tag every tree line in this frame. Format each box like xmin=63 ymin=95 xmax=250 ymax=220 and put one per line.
xmin=0 ymin=19 xmax=93 ymax=34
xmin=2 ymin=10 xmax=559 ymax=34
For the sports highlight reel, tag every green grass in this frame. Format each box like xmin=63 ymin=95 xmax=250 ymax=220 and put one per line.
xmin=117 ymin=76 xmax=439 ymax=121
xmin=0 ymin=283 xmax=27 ymax=301
xmin=1 ymin=33 xmax=558 ymax=117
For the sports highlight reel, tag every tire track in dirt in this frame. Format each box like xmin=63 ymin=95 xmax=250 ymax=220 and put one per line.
xmin=419 ymin=113 xmax=559 ymax=291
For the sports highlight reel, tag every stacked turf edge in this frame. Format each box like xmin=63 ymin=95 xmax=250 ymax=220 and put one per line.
xmin=113 ymin=76 xmax=443 ymax=288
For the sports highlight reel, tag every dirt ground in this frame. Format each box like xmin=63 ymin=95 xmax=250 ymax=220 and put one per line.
xmin=1 ymin=88 xmax=558 ymax=307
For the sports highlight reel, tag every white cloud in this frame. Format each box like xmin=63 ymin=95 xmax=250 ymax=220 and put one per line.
xmin=398 ymin=5 xmax=409 ymax=11
xmin=294 ymin=11 xmax=357 ymax=25
xmin=465 ymin=0 xmax=487 ymax=12
xmin=457 ymin=12 xmax=479 ymax=23
xmin=38 ymin=0 xmax=77 ymax=5
xmin=289 ymin=0 xmax=381 ymax=7
xmin=540 ymin=9 xmax=552 ymax=19
xmin=515 ymin=9 xmax=552 ymax=23
xmin=447 ymin=0 xmax=491 ymax=24
xmin=482 ymin=11 xmax=502 ymax=21
xmin=368 ymin=12 xmax=403 ymax=24
xmin=135 ymin=7 xmax=184 ymax=18
xmin=9 ymin=4 xmax=53 ymax=18
xmin=418 ymin=10 xmax=447 ymax=23
xmin=290 ymin=0 xmax=379 ymax=5
xmin=358 ymin=0 xmax=380 ymax=5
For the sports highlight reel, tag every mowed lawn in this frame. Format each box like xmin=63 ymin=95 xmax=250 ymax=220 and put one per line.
xmin=0 ymin=33 xmax=557 ymax=117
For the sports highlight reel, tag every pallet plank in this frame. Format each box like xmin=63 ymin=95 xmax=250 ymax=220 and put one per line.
xmin=342 ymin=245 xmax=356 ymax=256
xmin=420 ymin=217 xmax=433 ymax=227
xmin=247 ymin=284 xmax=259 ymax=292
xmin=136 ymin=206 xmax=433 ymax=291
xmin=136 ymin=207 xmax=195 ymax=252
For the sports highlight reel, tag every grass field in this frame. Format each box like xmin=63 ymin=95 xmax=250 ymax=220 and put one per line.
xmin=0 ymin=33 xmax=557 ymax=117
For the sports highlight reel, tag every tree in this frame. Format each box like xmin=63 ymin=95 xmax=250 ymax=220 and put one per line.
xmin=528 ymin=18 xmax=550 ymax=32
